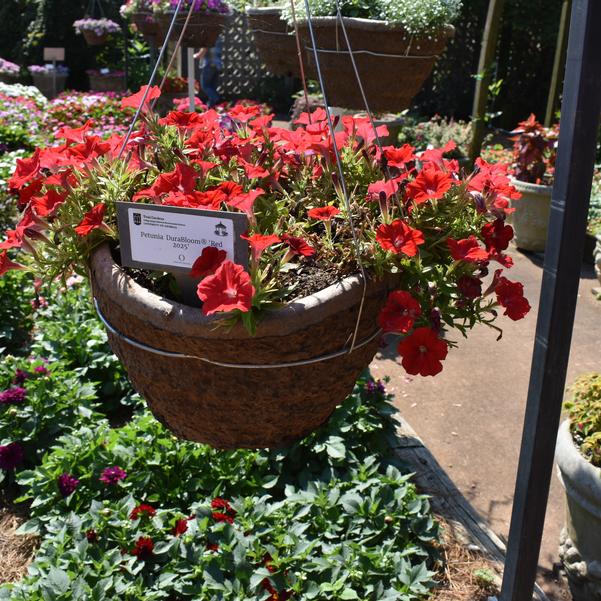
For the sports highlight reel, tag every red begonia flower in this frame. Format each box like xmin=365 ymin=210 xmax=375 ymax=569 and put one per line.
xmin=397 ymin=327 xmax=448 ymax=377
xmin=240 ymin=233 xmax=280 ymax=264
xmin=307 ymin=206 xmax=340 ymax=221
xmin=130 ymin=504 xmax=156 ymax=520
xmin=121 ymin=85 xmax=161 ymax=112
xmin=281 ymin=234 xmax=315 ymax=257
xmin=405 ymin=167 xmax=453 ymax=204
xmin=74 ymin=203 xmax=107 ymax=237
xmin=375 ymin=219 xmax=425 ymax=257
xmin=378 ymin=290 xmax=422 ymax=334
xmin=447 ymin=236 xmax=489 ymax=262
xmin=190 ymin=246 xmax=227 ymax=279
xmin=0 ymin=251 xmax=24 ymax=277
xmin=495 ymin=276 xmax=531 ymax=321
xmin=481 ymin=219 xmax=514 ymax=252
xmin=196 ymin=261 xmax=255 ymax=315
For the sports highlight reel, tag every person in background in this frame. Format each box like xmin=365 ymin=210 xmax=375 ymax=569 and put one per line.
xmin=195 ymin=35 xmax=223 ymax=108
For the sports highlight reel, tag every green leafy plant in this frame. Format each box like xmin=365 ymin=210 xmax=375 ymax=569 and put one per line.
xmin=564 ymin=373 xmax=601 ymax=467
xmin=0 ymin=268 xmax=35 ymax=355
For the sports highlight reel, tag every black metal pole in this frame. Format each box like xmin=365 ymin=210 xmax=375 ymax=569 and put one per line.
xmin=499 ymin=1 xmax=601 ymax=600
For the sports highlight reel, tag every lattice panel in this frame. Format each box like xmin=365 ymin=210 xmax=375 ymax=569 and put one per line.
xmin=219 ymin=12 xmax=269 ymax=99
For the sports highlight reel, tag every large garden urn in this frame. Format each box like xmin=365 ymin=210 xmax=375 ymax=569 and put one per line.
xmin=509 ymin=179 xmax=553 ymax=252
xmin=556 ymin=420 xmax=601 ymax=601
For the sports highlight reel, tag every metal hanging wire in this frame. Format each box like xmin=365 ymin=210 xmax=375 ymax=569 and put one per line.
xmin=86 ymin=0 xmax=106 ymax=18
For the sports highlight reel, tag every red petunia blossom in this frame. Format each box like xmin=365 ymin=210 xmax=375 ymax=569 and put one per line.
xmin=0 ymin=251 xmax=24 ymax=277
xmin=235 ymin=157 xmax=269 ymax=179
xmin=367 ymin=178 xmax=400 ymax=202
xmin=375 ymin=219 xmax=425 ymax=257
xmin=378 ymin=291 xmax=422 ymax=334
xmin=8 ymin=149 xmax=41 ymax=191
xmin=196 ymin=261 xmax=255 ymax=315
xmin=457 ymin=276 xmax=482 ymax=300
xmin=397 ymin=327 xmax=448 ymax=377
xmin=133 ymin=163 xmax=199 ymax=202
xmin=240 ymin=233 xmax=280 ymax=264
xmin=159 ymin=111 xmax=204 ymax=128
xmin=190 ymin=246 xmax=227 ymax=279
xmin=405 ymin=166 xmax=454 ymax=204
xmin=495 ymin=276 xmax=531 ymax=321
xmin=130 ymin=504 xmax=156 ymax=520
xmin=131 ymin=536 xmax=154 ymax=560
xmin=55 ymin=119 xmax=94 ymax=144
xmin=172 ymin=518 xmax=189 ymax=536
xmin=383 ymin=144 xmax=416 ymax=169
xmin=281 ymin=233 xmax=315 ymax=258
xmin=447 ymin=236 xmax=489 ymax=262
xmin=74 ymin=204 xmax=107 ymax=237
xmin=307 ymin=206 xmax=340 ymax=221
xmin=121 ymin=85 xmax=161 ymax=112
xmin=226 ymin=188 xmax=265 ymax=222
xmin=32 ymin=189 xmax=68 ymax=217
xmin=481 ymin=219 xmax=514 ymax=253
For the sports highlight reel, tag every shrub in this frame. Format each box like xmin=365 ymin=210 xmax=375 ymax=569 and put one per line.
xmin=0 ymin=269 xmax=35 ymax=355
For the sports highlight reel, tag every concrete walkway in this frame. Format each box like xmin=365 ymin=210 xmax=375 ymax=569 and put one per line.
xmin=372 ymin=247 xmax=599 ymax=598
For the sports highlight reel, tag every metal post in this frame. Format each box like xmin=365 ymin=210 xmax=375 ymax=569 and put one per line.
xmin=499 ymin=1 xmax=601 ymax=600
xmin=187 ymin=47 xmax=196 ymax=112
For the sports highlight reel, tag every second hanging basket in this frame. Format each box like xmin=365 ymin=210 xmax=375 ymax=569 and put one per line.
xmin=90 ymin=244 xmax=389 ymax=449
xmin=158 ymin=10 xmax=233 ymax=48
xmin=298 ymin=17 xmax=454 ymax=112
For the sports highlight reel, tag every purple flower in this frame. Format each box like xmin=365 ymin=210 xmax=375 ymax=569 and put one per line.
xmin=100 ymin=466 xmax=127 ymax=485
xmin=0 ymin=387 xmax=27 ymax=405
xmin=57 ymin=473 xmax=80 ymax=497
xmin=0 ymin=442 xmax=25 ymax=470
xmin=34 ymin=365 xmax=49 ymax=376
xmin=365 ymin=379 xmax=386 ymax=395
xmin=13 ymin=369 xmax=30 ymax=385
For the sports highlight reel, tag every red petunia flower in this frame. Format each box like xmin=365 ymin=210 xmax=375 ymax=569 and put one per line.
xmin=55 ymin=119 xmax=94 ymax=144
xmin=133 ymin=163 xmax=199 ymax=202
xmin=159 ymin=111 xmax=204 ymax=128
xmin=397 ymin=327 xmax=448 ymax=377
xmin=190 ymin=246 xmax=227 ymax=279
xmin=375 ymin=219 xmax=425 ymax=257
xmin=131 ymin=536 xmax=154 ymax=560
xmin=405 ymin=166 xmax=453 ymax=204
xmin=240 ymin=233 xmax=280 ymax=265
xmin=32 ymin=189 xmax=68 ymax=218
xmin=378 ymin=291 xmax=422 ymax=334
xmin=307 ymin=206 xmax=340 ymax=221
xmin=367 ymin=179 xmax=400 ymax=202
xmin=495 ymin=276 xmax=531 ymax=321
xmin=383 ymin=144 xmax=415 ymax=169
xmin=457 ymin=276 xmax=482 ymax=300
xmin=196 ymin=261 xmax=255 ymax=315
xmin=481 ymin=219 xmax=514 ymax=253
xmin=8 ymin=149 xmax=41 ymax=191
xmin=130 ymin=504 xmax=156 ymax=520
xmin=281 ymin=234 xmax=315 ymax=258
xmin=121 ymin=85 xmax=161 ymax=112
xmin=447 ymin=236 xmax=489 ymax=262
xmin=0 ymin=251 xmax=24 ymax=277
xmin=226 ymin=188 xmax=265 ymax=222
xmin=74 ymin=203 xmax=107 ymax=237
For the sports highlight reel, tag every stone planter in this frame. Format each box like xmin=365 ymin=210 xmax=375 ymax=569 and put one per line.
xmin=90 ymin=244 xmax=389 ymax=449
xmin=509 ymin=179 xmax=553 ymax=252
xmin=246 ymin=7 xmax=302 ymax=77
xmin=89 ymin=74 xmax=126 ymax=92
xmin=556 ymin=420 xmax=601 ymax=600
xmin=32 ymin=74 xmax=68 ymax=99
xmin=297 ymin=17 xmax=454 ymax=112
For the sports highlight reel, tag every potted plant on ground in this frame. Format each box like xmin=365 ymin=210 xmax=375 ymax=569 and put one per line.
xmin=557 ymin=373 xmax=601 ymax=601
xmin=508 ymin=114 xmax=558 ymax=252
xmin=121 ymin=0 xmax=163 ymax=45
xmin=283 ymin=0 xmax=460 ymax=112
xmin=73 ymin=18 xmax=121 ymax=46
xmin=153 ymin=0 xmax=234 ymax=48
xmin=28 ymin=65 xmax=69 ymax=99
xmin=0 ymin=86 xmax=530 ymax=448
xmin=87 ymin=69 xmax=127 ymax=92
xmin=0 ymin=58 xmax=20 ymax=84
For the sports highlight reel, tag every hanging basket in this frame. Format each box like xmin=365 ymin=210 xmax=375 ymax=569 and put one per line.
xmin=246 ymin=7 xmax=303 ymax=77
xmin=297 ymin=17 xmax=454 ymax=112
xmin=82 ymin=30 xmax=109 ymax=46
xmin=131 ymin=11 xmax=162 ymax=44
xmin=158 ymin=11 xmax=232 ymax=48
xmin=89 ymin=73 xmax=126 ymax=92
xmin=90 ymin=244 xmax=389 ymax=449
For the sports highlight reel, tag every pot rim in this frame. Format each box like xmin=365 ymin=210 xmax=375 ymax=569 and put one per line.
xmin=510 ymin=177 xmax=554 ymax=194
xmin=556 ymin=420 xmax=601 ymax=516
xmin=297 ymin=16 xmax=455 ymax=38
xmin=90 ymin=243 xmax=384 ymax=341
xmin=245 ymin=6 xmax=283 ymax=15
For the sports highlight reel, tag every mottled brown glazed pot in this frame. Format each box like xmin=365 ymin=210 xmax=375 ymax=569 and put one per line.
xmin=90 ymin=244 xmax=388 ymax=449
xmin=297 ymin=17 xmax=454 ymax=112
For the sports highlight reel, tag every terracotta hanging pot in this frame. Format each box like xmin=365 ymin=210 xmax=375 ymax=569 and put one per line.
xmin=158 ymin=11 xmax=233 ymax=48
xmin=246 ymin=7 xmax=304 ymax=77
xmin=82 ymin=30 xmax=109 ymax=46
xmin=297 ymin=17 xmax=454 ymax=112
xmin=131 ymin=11 xmax=162 ymax=45
xmin=90 ymin=244 xmax=389 ymax=449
